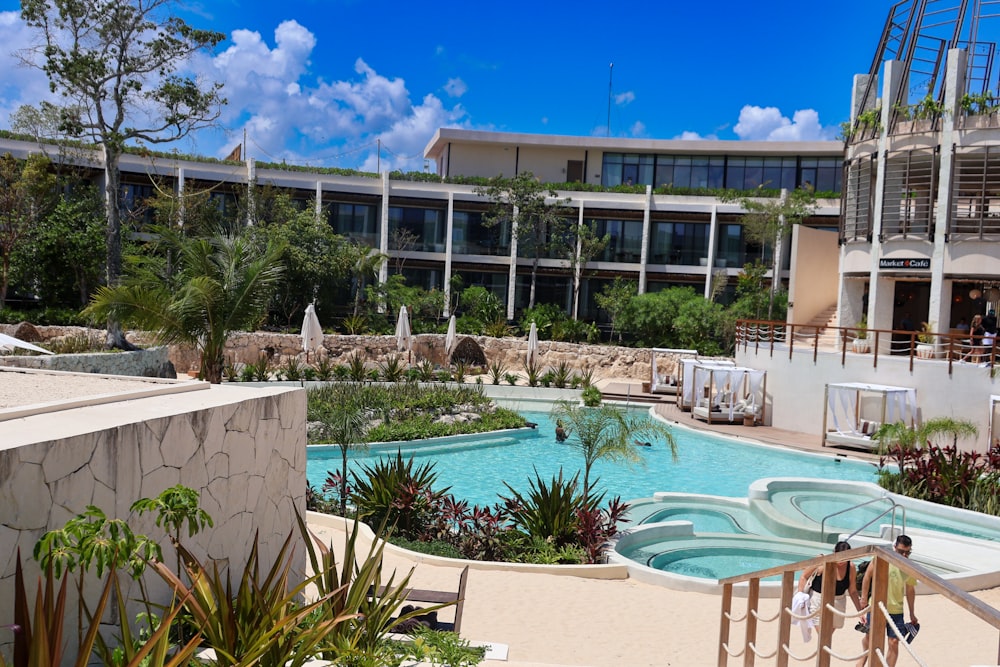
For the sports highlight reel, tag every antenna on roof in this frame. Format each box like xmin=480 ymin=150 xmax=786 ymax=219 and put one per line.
xmin=607 ymin=63 xmax=614 ymax=137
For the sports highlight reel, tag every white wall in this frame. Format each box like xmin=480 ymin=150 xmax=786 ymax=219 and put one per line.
xmin=736 ymin=345 xmax=995 ymax=450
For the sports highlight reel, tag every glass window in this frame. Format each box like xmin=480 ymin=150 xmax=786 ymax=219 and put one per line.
xmin=648 ymin=221 xmax=709 ymax=265
xmin=388 ymin=206 xmax=445 ymax=251
xmin=329 ymin=202 xmax=378 ymax=246
xmin=592 ymin=218 xmax=644 ymax=262
xmin=673 ymin=157 xmax=691 ymax=189
xmin=716 ymin=224 xmax=743 ymax=267
xmin=453 ymin=210 xmax=510 ymax=256
xmin=726 ymin=159 xmax=745 ymax=191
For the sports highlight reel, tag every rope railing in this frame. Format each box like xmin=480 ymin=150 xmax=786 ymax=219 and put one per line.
xmin=736 ymin=318 xmax=998 ymax=375
xmin=716 ymin=545 xmax=1000 ymax=666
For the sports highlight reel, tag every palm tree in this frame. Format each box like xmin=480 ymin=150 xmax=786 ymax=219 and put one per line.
xmin=311 ymin=384 xmax=370 ymax=515
xmin=349 ymin=244 xmax=387 ymax=317
xmin=874 ymin=417 xmax=979 ymax=471
xmin=84 ymin=227 xmax=284 ymax=383
xmin=552 ymin=401 xmax=678 ymax=499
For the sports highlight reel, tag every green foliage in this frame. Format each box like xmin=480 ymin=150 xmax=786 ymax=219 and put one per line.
xmin=84 ymin=225 xmax=285 ymax=382
xmin=581 ymin=385 xmax=602 ymax=406
xmin=346 ymin=352 xmax=368 ymax=381
xmin=487 ymin=359 xmax=507 ymax=385
xmin=350 ymin=451 xmax=449 ymax=539
xmin=594 ymin=277 xmax=637 ymax=342
xmin=0 ymin=152 xmax=57 ymax=308
xmin=551 ymin=401 xmax=677 ymax=496
xmin=519 ymin=302 xmax=565 ymax=339
xmin=130 ymin=485 xmax=213 ymax=541
xmin=500 ymin=469 xmax=587 ymax=546
xmin=377 ymin=354 xmax=406 ymax=382
xmin=406 ymin=626 xmax=487 ymax=667
xmin=458 ymin=286 xmax=503 ymax=331
xmin=524 ymin=359 xmax=543 ymax=387
xmin=504 ymin=372 xmax=519 ymax=386
xmin=728 ymin=261 xmax=775 ymax=321
xmin=309 ymin=383 xmax=372 ymax=515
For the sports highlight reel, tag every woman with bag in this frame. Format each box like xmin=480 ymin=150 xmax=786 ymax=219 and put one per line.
xmin=797 ymin=541 xmax=865 ymax=635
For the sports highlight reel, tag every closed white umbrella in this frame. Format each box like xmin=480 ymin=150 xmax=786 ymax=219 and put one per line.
xmin=301 ymin=304 xmax=323 ymax=362
xmin=444 ymin=315 xmax=457 ymax=360
xmin=0 ymin=333 xmax=53 ymax=355
xmin=395 ymin=305 xmax=412 ymax=360
xmin=526 ymin=321 xmax=538 ymax=367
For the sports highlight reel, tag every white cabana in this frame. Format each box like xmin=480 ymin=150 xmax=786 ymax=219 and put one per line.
xmin=650 ymin=347 xmax=698 ymax=394
xmin=690 ymin=365 xmax=767 ymax=425
xmin=822 ymin=382 xmax=917 ymax=450
xmin=677 ymin=358 xmax=737 ymax=410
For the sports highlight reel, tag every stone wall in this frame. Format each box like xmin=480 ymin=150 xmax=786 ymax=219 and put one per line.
xmin=0 ymin=384 xmax=306 ymax=646
xmin=4 ymin=325 xmax=688 ymax=381
xmin=0 ymin=345 xmax=173 ymax=377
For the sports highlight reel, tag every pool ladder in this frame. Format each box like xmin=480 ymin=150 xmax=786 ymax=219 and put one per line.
xmin=819 ymin=494 xmax=907 ymax=543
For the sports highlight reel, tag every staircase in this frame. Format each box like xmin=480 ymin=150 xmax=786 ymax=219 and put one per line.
xmin=798 ymin=304 xmax=842 ymax=352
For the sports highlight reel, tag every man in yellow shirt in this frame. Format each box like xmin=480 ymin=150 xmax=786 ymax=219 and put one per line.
xmin=856 ymin=535 xmax=918 ymax=667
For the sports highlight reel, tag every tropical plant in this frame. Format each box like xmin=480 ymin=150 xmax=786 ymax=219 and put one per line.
xmin=487 ymin=359 xmax=507 ymax=385
xmin=314 ymin=356 xmax=336 ymax=381
xmin=856 ymin=315 xmax=868 ymax=340
xmin=311 ymin=384 xmax=372 ymax=515
xmin=280 ymin=356 xmax=304 ymax=381
xmin=594 ymin=277 xmax=637 ymax=342
xmin=130 ymin=484 xmax=213 ymax=580
xmin=580 ymin=385 xmax=602 ymax=407
xmin=244 ymin=354 xmax=272 ymax=382
xmin=378 ymin=354 xmax=406 ymax=382
xmin=341 ymin=313 xmax=367 ymax=335
xmin=350 ymin=450 xmax=449 ymax=539
xmin=348 ymin=244 xmax=387 ymax=317
xmin=574 ymin=496 xmax=631 ymax=563
xmin=524 ymin=359 xmax=543 ymax=387
xmin=346 ymin=352 xmax=368 ymax=382
xmin=0 ymin=152 xmax=57 ymax=308
xmin=451 ymin=361 xmax=467 ymax=383
xmin=483 ymin=317 xmax=514 ymax=338
xmin=551 ymin=401 xmax=678 ymax=497
xmin=500 ymin=469 xmax=587 ymax=546
xmin=873 ymin=417 xmax=979 ymax=472
xmin=917 ymin=321 xmax=936 ymax=345
xmin=551 ymin=361 xmax=572 ymax=389
xmin=416 ymin=359 xmax=436 ymax=382
xmin=83 ymin=226 xmax=285 ymax=382
xmin=504 ymin=372 xmax=519 ymax=386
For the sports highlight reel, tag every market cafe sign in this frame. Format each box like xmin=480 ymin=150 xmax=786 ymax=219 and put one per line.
xmin=879 ymin=257 xmax=930 ymax=269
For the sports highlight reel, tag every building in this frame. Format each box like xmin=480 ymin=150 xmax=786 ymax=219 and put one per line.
xmin=0 ymin=131 xmax=843 ymax=324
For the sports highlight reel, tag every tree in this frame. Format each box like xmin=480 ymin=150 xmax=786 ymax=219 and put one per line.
xmin=20 ymin=0 xmax=226 ymax=346
xmin=476 ymin=172 xmax=571 ymax=310
xmin=348 ymin=244 xmax=387 ymax=317
xmin=0 ymin=153 xmax=56 ymax=307
xmin=310 ymin=385 xmax=371 ymax=516
xmin=83 ymin=226 xmax=284 ymax=382
xmin=720 ymin=187 xmax=817 ymax=319
xmin=14 ymin=185 xmax=106 ymax=308
xmin=552 ymin=401 xmax=677 ymax=499
xmin=594 ymin=277 xmax=637 ymax=342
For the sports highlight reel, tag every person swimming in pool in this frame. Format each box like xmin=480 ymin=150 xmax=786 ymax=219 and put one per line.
xmin=634 ymin=440 xmax=652 ymax=447
xmin=555 ymin=420 xmax=568 ymax=442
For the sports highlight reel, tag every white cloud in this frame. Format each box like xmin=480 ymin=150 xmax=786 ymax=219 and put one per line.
xmin=733 ymin=105 xmax=835 ymax=141
xmin=444 ymin=77 xmax=467 ymax=98
xmin=0 ymin=11 xmax=62 ymax=128
xmin=615 ymin=91 xmax=635 ymax=105
xmin=629 ymin=121 xmax=646 ymax=137
xmin=673 ymin=130 xmax=719 ymax=140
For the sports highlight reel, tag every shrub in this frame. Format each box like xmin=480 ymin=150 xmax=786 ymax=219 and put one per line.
xmin=351 ymin=451 xmax=449 ymax=539
xmin=499 ymin=469 xmax=587 ymax=547
xmin=581 ymin=385 xmax=602 ymax=406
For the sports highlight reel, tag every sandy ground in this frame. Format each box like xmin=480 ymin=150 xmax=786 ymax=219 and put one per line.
xmin=0 ymin=367 xmax=177 ymax=409
xmin=308 ymin=519 xmax=1000 ymax=667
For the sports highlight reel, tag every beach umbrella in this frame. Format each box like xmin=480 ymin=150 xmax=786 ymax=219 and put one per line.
xmin=444 ymin=314 xmax=457 ymax=360
xmin=395 ymin=305 xmax=412 ymax=360
xmin=301 ymin=303 xmax=323 ymax=362
xmin=526 ymin=321 xmax=538 ymax=367
xmin=0 ymin=332 xmax=53 ymax=355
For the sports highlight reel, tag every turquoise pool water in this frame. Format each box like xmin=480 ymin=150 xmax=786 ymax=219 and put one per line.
xmin=306 ymin=410 xmax=877 ymax=507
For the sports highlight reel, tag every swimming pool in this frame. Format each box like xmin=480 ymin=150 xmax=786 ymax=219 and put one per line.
xmin=306 ymin=408 xmax=877 ymax=507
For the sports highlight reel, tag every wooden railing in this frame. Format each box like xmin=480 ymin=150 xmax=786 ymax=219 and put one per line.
xmin=717 ymin=544 xmax=1000 ymax=666
xmin=735 ymin=319 xmax=998 ymax=375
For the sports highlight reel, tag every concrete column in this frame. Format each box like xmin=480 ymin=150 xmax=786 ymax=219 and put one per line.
xmin=572 ymin=203 xmax=584 ymax=319
xmin=315 ymin=181 xmax=323 ymax=222
xmin=506 ymin=206 xmax=519 ymax=321
xmin=246 ymin=158 xmax=256 ymax=226
xmin=639 ymin=185 xmax=652 ymax=294
xmin=929 ymin=48 xmax=967 ymax=343
xmin=704 ymin=205 xmax=719 ymax=298
xmin=851 ymin=73 xmax=874 ymax=124
xmin=866 ymin=59 xmax=907 ymax=342
xmin=379 ymin=171 xmax=389 ymax=286
xmin=443 ymin=192 xmax=455 ymax=317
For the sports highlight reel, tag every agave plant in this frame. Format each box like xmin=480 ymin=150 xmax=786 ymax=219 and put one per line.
xmin=346 ymin=352 xmax=368 ymax=382
xmin=350 ymin=450 xmax=449 ymax=539
xmin=487 ymin=359 xmax=507 ymax=385
xmin=499 ymin=469 xmax=588 ymax=547
xmin=552 ymin=361 xmax=572 ymax=389
xmin=378 ymin=354 xmax=406 ymax=382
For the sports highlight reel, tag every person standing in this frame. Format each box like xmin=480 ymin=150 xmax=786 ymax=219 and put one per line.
xmin=797 ymin=541 xmax=864 ymax=636
xmin=856 ymin=535 xmax=918 ymax=667
xmin=962 ymin=314 xmax=986 ymax=362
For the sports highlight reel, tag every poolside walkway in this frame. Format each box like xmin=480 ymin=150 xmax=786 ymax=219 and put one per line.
xmin=597 ymin=377 xmax=882 ymax=463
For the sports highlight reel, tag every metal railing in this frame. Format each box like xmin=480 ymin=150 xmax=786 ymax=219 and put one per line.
xmin=819 ymin=495 xmax=906 ymax=543
xmin=736 ymin=319 xmax=998 ymax=375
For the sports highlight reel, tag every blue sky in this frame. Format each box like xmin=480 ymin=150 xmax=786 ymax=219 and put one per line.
xmin=0 ymin=0 xmax=890 ymax=172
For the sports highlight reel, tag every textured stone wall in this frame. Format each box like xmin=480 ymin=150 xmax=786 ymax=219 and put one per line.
xmin=0 ymin=346 xmax=172 ymax=377
xmin=3 ymin=324 xmax=683 ymax=381
xmin=0 ymin=385 xmax=306 ymax=644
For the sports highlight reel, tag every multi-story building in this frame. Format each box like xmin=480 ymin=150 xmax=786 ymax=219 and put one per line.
xmin=0 ymin=131 xmax=843 ymax=324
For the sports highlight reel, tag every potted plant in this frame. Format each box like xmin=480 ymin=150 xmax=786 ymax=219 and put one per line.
xmin=916 ymin=322 xmax=936 ymax=358
xmin=852 ymin=316 xmax=870 ymax=353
